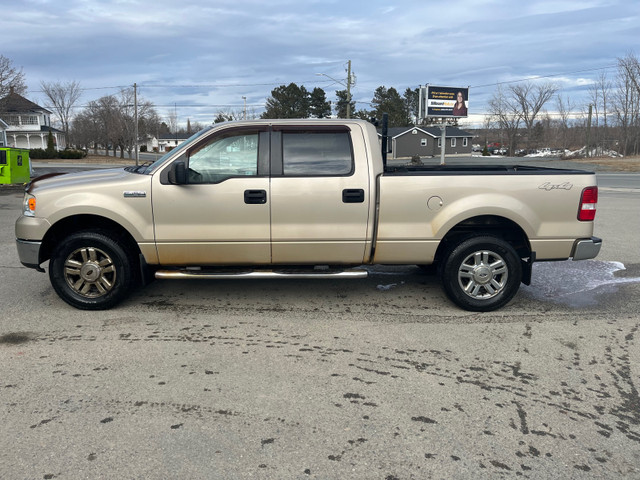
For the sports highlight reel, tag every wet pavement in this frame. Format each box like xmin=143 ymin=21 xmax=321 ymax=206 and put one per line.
xmin=1 ymin=185 xmax=639 ymax=479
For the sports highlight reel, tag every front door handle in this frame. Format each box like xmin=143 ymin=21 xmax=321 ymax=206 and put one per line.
xmin=244 ymin=189 xmax=267 ymax=204
xmin=342 ymin=188 xmax=365 ymax=203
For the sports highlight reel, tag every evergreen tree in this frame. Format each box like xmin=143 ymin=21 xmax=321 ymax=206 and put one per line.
xmin=335 ymin=89 xmax=356 ymax=119
xmin=371 ymin=86 xmax=407 ymax=127
xmin=46 ymin=130 xmax=56 ymax=156
xmin=309 ymin=87 xmax=331 ymax=118
xmin=403 ymin=87 xmax=420 ymax=125
xmin=262 ymin=83 xmax=310 ymax=118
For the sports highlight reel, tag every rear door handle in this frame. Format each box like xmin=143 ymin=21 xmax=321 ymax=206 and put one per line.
xmin=342 ymin=188 xmax=365 ymax=203
xmin=244 ymin=189 xmax=267 ymax=204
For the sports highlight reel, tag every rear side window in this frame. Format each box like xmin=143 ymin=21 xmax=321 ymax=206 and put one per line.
xmin=282 ymin=131 xmax=353 ymax=176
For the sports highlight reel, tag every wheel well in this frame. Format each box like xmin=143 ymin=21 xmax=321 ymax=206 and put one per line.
xmin=40 ymin=215 xmax=142 ymax=265
xmin=434 ymin=215 xmax=531 ymax=264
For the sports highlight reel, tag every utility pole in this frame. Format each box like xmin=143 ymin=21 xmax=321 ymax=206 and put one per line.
xmin=586 ymin=104 xmax=593 ymax=158
xmin=440 ymin=121 xmax=447 ymax=165
xmin=242 ymin=96 xmax=247 ymax=120
xmin=134 ymin=83 xmax=139 ymax=166
xmin=346 ymin=60 xmax=352 ymax=119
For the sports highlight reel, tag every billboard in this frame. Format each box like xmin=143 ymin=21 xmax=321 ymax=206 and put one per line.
xmin=420 ymin=85 xmax=469 ymax=118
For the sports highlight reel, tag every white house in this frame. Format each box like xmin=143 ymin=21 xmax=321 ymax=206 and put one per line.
xmin=0 ymin=87 xmax=66 ymax=150
xmin=0 ymin=118 xmax=7 ymax=147
xmin=144 ymin=132 xmax=192 ymax=153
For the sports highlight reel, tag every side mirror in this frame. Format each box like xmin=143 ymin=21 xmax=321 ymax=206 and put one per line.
xmin=168 ymin=161 xmax=187 ymax=185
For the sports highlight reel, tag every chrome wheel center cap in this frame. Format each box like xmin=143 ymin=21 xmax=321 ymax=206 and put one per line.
xmin=474 ymin=266 xmax=492 ymax=284
xmin=80 ymin=262 xmax=101 ymax=282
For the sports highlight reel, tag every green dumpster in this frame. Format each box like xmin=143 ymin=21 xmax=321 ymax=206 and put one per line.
xmin=0 ymin=148 xmax=31 ymax=184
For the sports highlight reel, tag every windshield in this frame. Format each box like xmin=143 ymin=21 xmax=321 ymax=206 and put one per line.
xmin=137 ymin=126 xmax=214 ymax=174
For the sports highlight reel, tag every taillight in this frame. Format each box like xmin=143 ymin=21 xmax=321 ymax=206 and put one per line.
xmin=578 ymin=186 xmax=598 ymax=221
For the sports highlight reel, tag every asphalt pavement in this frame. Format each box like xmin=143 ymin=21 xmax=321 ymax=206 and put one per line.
xmin=0 ymin=166 xmax=639 ymax=479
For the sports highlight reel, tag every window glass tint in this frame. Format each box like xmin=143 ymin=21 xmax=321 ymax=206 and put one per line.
xmin=282 ymin=132 xmax=352 ymax=176
xmin=188 ymin=132 xmax=258 ymax=183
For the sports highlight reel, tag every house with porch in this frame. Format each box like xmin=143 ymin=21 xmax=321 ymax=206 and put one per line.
xmin=0 ymin=87 xmax=65 ymax=150
xmin=0 ymin=118 xmax=7 ymax=147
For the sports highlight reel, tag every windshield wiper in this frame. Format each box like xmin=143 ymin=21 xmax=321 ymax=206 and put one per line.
xmin=125 ymin=162 xmax=154 ymax=174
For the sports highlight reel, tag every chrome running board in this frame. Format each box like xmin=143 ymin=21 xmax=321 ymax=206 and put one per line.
xmin=155 ymin=267 xmax=368 ymax=280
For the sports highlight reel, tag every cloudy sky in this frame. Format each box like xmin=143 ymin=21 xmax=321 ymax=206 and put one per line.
xmin=2 ymin=0 xmax=639 ymax=127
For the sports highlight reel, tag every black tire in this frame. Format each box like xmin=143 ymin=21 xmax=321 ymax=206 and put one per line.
xmin=417 ymin=264 xmax=438 ymax=275
xmin=49 ymin=231 xmax=135 ymax=310
xmin=440 ymin=235 xmax=522 ymax=312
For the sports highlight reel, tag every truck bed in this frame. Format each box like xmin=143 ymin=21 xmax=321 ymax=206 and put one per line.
xmin=384 ymin=164 xmax=594 ymax=176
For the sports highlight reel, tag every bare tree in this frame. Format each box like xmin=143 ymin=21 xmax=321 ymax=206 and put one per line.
xmin=587 ymin=72 xmax=614 ymax=155
xmin=0 ymin=55 xmax=27 ymax=98
xmin=166 ymin=109 xmax=178 ymax=134
xmin=488 ymin=85 xmax=522 ymax=155
xmin=614 ymin=53 xmax=640 ymax=155
xmin=40 ymin=80 xmax=82 ymax=146
xmin=116 ymin=87 xmax=159 ymax=158
xmin=618 ymin=52 xmax=640 ymax=95
xmin=71 ymin=89 xmax=160 ymax=158
xmin=556 ymin=94 xmax=575 ymax=151
xmin=509 ymin=81 xmax=558 ymax=149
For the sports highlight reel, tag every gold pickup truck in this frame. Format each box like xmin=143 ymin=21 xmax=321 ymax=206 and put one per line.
xmin=15 ymin=119 xmax=601 ymax=311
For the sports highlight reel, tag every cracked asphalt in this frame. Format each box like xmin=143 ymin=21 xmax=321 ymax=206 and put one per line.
xmin=1 ymin=187 xmax=639 ymax=479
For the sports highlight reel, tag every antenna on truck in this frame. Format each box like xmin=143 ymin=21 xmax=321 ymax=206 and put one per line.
xmin=381 ymin=113 xmax=388 ymax=169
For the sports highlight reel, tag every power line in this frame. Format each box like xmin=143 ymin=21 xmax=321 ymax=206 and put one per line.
xmin=41 ymin=103 xmax=267 ymax=110
xmin=470 ymin=64 xmax=618 ymax=89
xmin=27 ymin=79 xmax=335 ymax=95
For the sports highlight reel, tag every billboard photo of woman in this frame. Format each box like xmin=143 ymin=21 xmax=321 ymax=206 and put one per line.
xmin=452 ymin=91 xmax=468 ymax=116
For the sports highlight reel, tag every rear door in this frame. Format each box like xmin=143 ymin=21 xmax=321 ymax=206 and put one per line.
xmin=269 ymin=125 xmax=371 ymax=264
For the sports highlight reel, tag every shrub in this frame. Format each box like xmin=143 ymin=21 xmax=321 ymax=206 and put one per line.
xmin=59 ymin=149 xmax=86 ymax=159
xmin=482 ymin=145 xmax=490 ymax=156
xmin=28 ymin=148 xmax=50 ymax=159
xmin=29 ymin=148 xmax=86 ymax=159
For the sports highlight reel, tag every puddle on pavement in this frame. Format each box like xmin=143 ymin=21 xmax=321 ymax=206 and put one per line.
xmin=521 ymin=260 xmax=640 ymax=307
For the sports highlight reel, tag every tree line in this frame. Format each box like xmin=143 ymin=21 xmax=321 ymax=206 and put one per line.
xmin=2 ymin=52 xmax=640 ymax=157
xmin=258 ymin=83 xmax=420 ymax=127
xmin=487 ymin=53 xmax=640 ymax=156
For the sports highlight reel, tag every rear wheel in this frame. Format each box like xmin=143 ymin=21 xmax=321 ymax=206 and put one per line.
xmin=440 ymin=235 xmax=522 ymax=312
xmin=49 ymin=231 xmax=135 ymax=310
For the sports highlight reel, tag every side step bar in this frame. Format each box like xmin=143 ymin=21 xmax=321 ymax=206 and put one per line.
xmin=155 ymin=267 xmax=369 ymax=280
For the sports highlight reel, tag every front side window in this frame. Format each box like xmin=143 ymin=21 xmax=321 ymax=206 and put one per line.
xmin=282 ymin=131 xmax=352 ymax=176
xmin=188 ymin=132 xmax=258 ymax=183
xmin=421 ymin=138 xmax=427 ymax=147
xmin=463 ymin=137 xmax=468 ymax=147
xmin=451 ymin=138 xmax=457 ymax=147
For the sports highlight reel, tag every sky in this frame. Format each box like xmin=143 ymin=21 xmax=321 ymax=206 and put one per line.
xmin=2 ymin=0 xmax=639 ymax=128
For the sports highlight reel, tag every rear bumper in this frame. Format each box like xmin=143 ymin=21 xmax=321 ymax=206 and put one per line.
xmin=16 ymin=239 xmax=43 ymax=270
xmin=571 ymin=236 xmax=602 ymax=261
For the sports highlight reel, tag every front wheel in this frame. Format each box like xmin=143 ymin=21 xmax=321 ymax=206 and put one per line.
xmin=49 ymin=231 xmax=135 ymax=310
xmin=440 ymin=236 xmax=522 ymax=312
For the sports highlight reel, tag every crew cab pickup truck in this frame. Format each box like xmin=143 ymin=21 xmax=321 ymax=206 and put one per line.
xmin=16 ymin=119 xmax=601 ymax=311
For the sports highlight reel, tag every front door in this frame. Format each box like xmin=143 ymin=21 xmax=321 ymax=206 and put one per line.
xmin=152 ymin=127 xmax=271 ymax=265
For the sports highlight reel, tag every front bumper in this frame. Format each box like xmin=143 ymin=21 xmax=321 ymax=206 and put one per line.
xmin=16 ymin=239 xmax=43 ymax=270
xmin=571 ymin=236 xmax=602 ymax=261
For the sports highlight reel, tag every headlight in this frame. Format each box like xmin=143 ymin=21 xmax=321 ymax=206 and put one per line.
xmin=23 ymin=194 xmax=36 ymax=217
